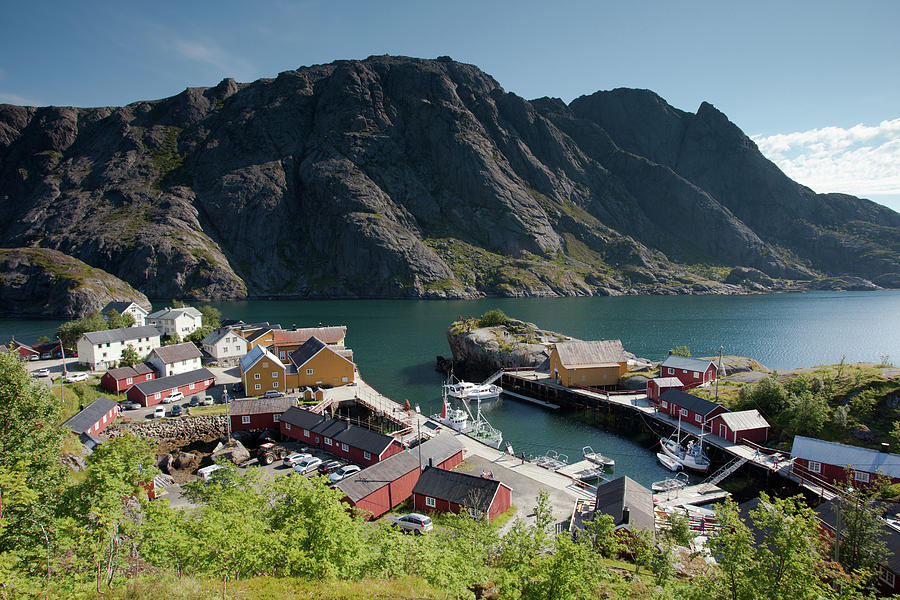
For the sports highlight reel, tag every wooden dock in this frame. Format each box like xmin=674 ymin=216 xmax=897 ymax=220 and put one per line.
xmin=556 ymin=459 xmax=608 ymax=482
xmin=654 ymin=483 xmax=731 ymax=509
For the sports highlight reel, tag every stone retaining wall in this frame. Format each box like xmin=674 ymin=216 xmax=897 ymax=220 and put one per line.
xmin=109 ymin=415 xmax=228 ymax=442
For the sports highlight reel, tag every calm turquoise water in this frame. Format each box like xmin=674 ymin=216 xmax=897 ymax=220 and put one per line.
xmin=3 ymin=290 xmax=899 ymax=486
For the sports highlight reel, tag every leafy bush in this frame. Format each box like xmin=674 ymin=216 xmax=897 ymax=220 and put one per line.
xmin=477 ymin=309 xmax=510 ymax=328
xmin=669 ymin=345 xmax=691 ymax=357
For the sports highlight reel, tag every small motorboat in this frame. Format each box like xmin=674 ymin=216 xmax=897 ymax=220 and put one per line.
xmin=652 ymin=471 xmax=689 ymax=493
xmin=657 ymin=452 xmax=683 ymax=472
xmin=582 ymin=445 xmax=615 ymax=468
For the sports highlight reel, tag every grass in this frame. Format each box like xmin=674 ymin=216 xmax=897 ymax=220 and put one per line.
xmin=52 ymin=379 xmax=110 ymax=422
xmin=190 ymin=405 xmax=227 ymax=416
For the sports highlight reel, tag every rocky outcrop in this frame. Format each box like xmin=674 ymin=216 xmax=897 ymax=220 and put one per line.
xmin=1 ymin=56 xmax=897 ymax=303
xmin=0 ymin=247 xmax=149 ymax=317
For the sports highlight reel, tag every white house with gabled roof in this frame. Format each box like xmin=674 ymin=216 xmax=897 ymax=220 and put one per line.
xmin=146 ymin=306 xmax=203 ymax=338
xmin=76 ymin=326 xmax=162 ymax=370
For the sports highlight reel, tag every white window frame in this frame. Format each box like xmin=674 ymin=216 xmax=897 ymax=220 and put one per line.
xmin=254 ymin=373 xmax=260 ymax=380
xmin=879 ymin=567 xmax=896 ymax=587
xmin=306 ymin=368 xmax=314 ymax=375
xmin=284 ymin=422 xmax=291 ymax=430
xmin=341 ymin=443 xmax=349 ymax=452
xmin=680 ymin=408 xmax=688 ymax=417
xmin=342 ymin=376 xmax=348 ymax=383
xmin=303 ymin=429 xmax=310 ymax=437
xmin=695 ymin=414 xmax=702 ymax=423
xmin=807 ymin=460 xmax=821 ymax=474
xmin=661 ymin=401 xmax=667 ymax=409
xmin=189 ymin=382 xmax=195 ymax=390
xmin=667 ymin=367 xmax=673 ymax=375
xmin=126 ymin=377 xmax=133 ymax=384
xmin=854 ymin=470 xmax=870 ymax=483
xmin=272 ymin=371 xmax=278 ymax=377
xmin=273 ymin=414 xmax=280 ymax=423
xmin=425 ymin=496 xmax=436 ymax=508
xmin=254 ymin=383 xmax=261 ymax=391
xmin=241 ymin=416 xmax=250 ymax=425
xmin=324 ymin=437 xmax=332 ymax=446
xmin=272 ymin=382 xmax=279 ymax=388
xmin=363 ymin=451 xmax=371 ymax=460
xmin=154 ymin=392 xmax=161 ymax=400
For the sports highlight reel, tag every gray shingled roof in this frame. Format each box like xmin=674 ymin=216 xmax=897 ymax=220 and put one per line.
xmin=288 ymin=337 xmax=327 ymax=368
xmin=660 ymin=356 xmax=715 ymax=372
xmin=660 ymin=389 xmax=726 ymax=417
xmin=147 ymin=306 xmax=202 ymax=320
xmin=791 ymin=436 xmax=900 ymax=478
xmin=716 ymin=409 xmax=769 ymax=431
xmin=151 ymin=342 xmax=202 ymax=364
xmin=281 ymin=406 xmax=326 ymax=430
xmin=413 ymin=466 xmax=506 ymax=513
xmin=594 ymin=476 xmax=655 ymax=532
xmin=82 ymin=326 xmax=161 ymax=345
xmin=650 ymin=377 xmax=683 ymax=387
xmin=229 ymin=397 xmax=297 ymax=416
xmin=63 ymin=397 xmax=119 ymax=434
xmin=131 ymin=368 xmax=215 ymax=396
xmin=555 ymin=340 xmax=627 ymax=367
xmin=104 ymin=363 xmax=154 ymax=379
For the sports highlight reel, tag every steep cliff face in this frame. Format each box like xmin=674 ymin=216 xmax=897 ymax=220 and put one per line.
xmin=0 ymin=247 xmax=150 ymax=317
xmin=0 ymin=56 xmax=897 ymax=301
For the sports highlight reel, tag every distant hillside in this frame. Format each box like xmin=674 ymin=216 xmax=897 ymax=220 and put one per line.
xmin=1 ymin=55 xmax=897 ymax=301
xmin=0 ymin=247 xmax=149 ymax=317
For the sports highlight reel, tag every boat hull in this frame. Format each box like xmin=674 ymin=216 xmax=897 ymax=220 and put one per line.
xmin=656 ymin=452 xmax=683 ymax=472
xmin=660 ymin=439 xmax=710 ymax=473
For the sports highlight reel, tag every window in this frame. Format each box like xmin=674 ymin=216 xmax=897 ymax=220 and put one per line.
xmin=807 ymin=460 xmax=821 ymax=474
xmin=667 ymin=368 xmax=674 ymax=375
xmin=854 ymin=470 xmax=870 ymax=483
xmin=661 ymin=401 xmax=667 ymax=409
xmin=469 ymin=507 xmax=483 ymax=519
xmin=680 ymin=408 xmax=688 ymax=417
xmin=363 ymin=451 xmax=371 ymax=460
xmin=303 ymin=429 xmax=310 ymax=437
xmin=879 ymin=567 xmax=896 ymax=587
xmin=126 ymin=377 xmax=133 ymax=384
xmin=254 ymin=373 xmax=261 ymax=380
xmin=284 ymin=422 xmax=291 ymax=430
xmin=272 ymin=382 xmax=278 ymax=388
xmin=693 ymin=372 xmax=699 ymax=379
xmin=695 ymin=414 xmax=702 ymax=423
xmin=272 ymin=371 xmax=278 ymax=377
xmin=241 ymin=416 xmax=250 ymax=424
xmin=681 ymin=369 xmax=686 ymax=374
xmin=263 ymin=362 xmax=269 ymax=368
xmin=342 ymin=376 xmax=348 ymax=383
xmin=425 ymin=496 xmax=436 ymax=508
xmin=274 ymin=414 xmax=280 ymax=423
xmin=189 ymin=383 xmax=195 ymax=390
xmin=306 ymin=368 xmax=314 ymax=375
xmin=341 ymin=443 xmax=349 ymax=452
xmin=155 ymin=392 xmax=161 ymax=400
xmin=324 ymin=437 xmax=332 ymax=446
xmin=280 ymin=351 xmax=286 ymax=359
xmin=254 ymin=384 xmax=261 ymax=390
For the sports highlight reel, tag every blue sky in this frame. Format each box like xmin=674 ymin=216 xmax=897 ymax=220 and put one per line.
xmin=2 ymin=1 xmax=899 ymax=211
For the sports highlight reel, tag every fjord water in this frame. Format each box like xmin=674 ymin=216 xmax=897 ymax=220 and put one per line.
xmin=4 ymin=291 xmax=899 ymax=485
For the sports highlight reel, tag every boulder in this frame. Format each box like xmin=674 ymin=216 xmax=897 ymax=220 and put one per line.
xmin=211 ymin=439 xmax=251 ymax=465
xmin=174 ymin=452 xmax=199 ymax=470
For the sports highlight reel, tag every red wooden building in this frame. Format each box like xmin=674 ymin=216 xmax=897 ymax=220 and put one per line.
xmin=63 ymin=396 xmax=120 ymax=437
xmin=791 ymin=435 xmax=900 ymax=487
xmin=229 ymin=397 xmax=297 ymax=431
xmin=659 ymin=389 xmax=728 ymax=430
xmin=7 ymin=340 xmax=39 ymax=360
xmin=646 ymin=377 xmax=683 ymax=403
xmin=280 ymin=406 xmax=404 ymax=467
xmin=412 ymin=466 xmax=512 ymax=521
xmin=708 ymin=409 xmax=770 ymax=444
xmin=101 ymin=363 xmax=155 ymax=394
xmin=659 ymin=356 xmax=718 ymax=388
xmin=126 ymin=368 xmax=216 ymax=406
xmin=336 ymin=434 xmax=464 ymax=519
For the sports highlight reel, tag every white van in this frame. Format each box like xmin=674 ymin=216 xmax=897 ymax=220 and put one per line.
xmin=197 ymin=464 xmax=222 ymax=482
xmin=153 ymin=406 xmax=166 ymax=419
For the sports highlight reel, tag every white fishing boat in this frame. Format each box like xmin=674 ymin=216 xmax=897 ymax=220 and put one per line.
xmin=659 ymin=414 xmax=711 ymax=473
xmin=656 ymin=452 xmax=683 ymax=472
xmin=582 ymin=445 xmax=615 ymax=469
xmin=652 ymin=471 xmax=689 ymax=493
xmin=534 ymin=449 xmax=568 ymax=471
xmin=431 ymin=385 xmax=503 ymax=449
xmin=444 ymin=380 xmax=502 ymax=402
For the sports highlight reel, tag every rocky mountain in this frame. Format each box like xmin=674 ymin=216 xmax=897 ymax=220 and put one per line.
xmin=0 ymin=247 xmax=150 ymax=317
xmin=1 ymin=55 xmax=897 ymax=302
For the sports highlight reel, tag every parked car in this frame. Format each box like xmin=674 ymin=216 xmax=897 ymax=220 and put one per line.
xmin=292 ymin=456 xmax=323 ymax=475
xmin=121 ymin=400 xmax=142 ymax=410
xmin=189 ymin=395 xmax=200 ymax=407
xmin=284 ymin=452 xmax=312 ymax=467
xmin=65 ymin=372 xmax=89 ymax=383
xmin=32 ymin=368 xmax=50 ymax=378
xmin=200 ymin=396 xmax=214 ymax=406
xmin=263 ymin=390 xmax=286 ymax=398
xmin=392 ymin=513 xmax=433 ymax=535
xmin=317 ymin=460 xmax=344 ymax=475
xmin=164 ymin=391 xmax=184 ymax=404
xmin=170 ymin=405 xmax=183 ymax=417
xmin=232 ymin=382 xmax=243 ymax=394
xmin=328 ymin=464 xmax=361 ymax=484
xmin=153 ymin=406 xmax=166 ymax=419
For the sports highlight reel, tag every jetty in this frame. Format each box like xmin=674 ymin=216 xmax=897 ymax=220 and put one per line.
xmin=499 ymin=370 xmax=835 ymax=500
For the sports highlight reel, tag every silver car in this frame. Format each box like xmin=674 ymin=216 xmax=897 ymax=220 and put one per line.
xmin=292 ymin=456 xmax=322 ymax=475
xmin=392 ymin=513 xmax=434 ymax=534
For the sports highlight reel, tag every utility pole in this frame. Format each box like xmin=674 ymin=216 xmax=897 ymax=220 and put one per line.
xmin=715 ymin=345 xmax=724 ymax=402
xmin=58 ymin=336 xmax=66 ymax=405
xmin=417 ymin=418 xmax=423 ymax=471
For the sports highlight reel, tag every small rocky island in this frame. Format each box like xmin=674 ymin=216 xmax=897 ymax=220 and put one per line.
xmin=441 ymin=310 xmax=650 ymax=380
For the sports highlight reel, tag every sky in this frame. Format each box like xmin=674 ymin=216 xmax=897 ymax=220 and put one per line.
xmin=2 ymin=0 xmax=899 ymax=211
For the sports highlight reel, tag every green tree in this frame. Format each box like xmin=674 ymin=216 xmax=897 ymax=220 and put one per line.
xmin=665 ymin=510 xmax=693 ymax=548
xmin=104 ymin=309 xmax=125 ymax=329
xmin=186 ymin=326 xmax=213 ymax=349
xmin=701 ymin=498 xmax=757 ymax=600
xmin=477 ymin=309 xmax=510 ymax=328
xmin=782 ymin=391 xmax=830 ymax=436
xmin=198 ymin=305 xmax=222 ymax=329
xmin=118 ymin=344 xmax=140 ymax=367
xmin=579 ymin=512 xmax=624 ymax=558
xmin=628 ymin=527 xmax=656 ymax=574
xmin=34 ymin=335 xmax=50 ymax=343
xmin=669 ymin=345 xmax=692 ymax=357
xmin=833 ymin=482 xmax=888 ymax=580
xmin=55 ymin=311 xmax=109 ymax=347
xmin=736 ymin=375 xmax=789 ymax=421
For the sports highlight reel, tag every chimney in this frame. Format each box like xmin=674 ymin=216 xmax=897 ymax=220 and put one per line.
xmin=292 ymin=323 xmax=297 ymax=331
xmin=429 ymin=458 xmax=433 ymax=467
xmin=622 ymin=506 xmax=630 ymax=524
xmin=345 ymin=418 xmax=351 ymax=430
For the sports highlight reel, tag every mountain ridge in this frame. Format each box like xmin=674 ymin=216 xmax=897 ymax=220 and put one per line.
xmin=0 ymin=54 xmax=897 ymax=306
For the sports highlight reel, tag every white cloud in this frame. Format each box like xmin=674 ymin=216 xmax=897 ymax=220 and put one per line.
xmin=752 ymin=118 xmax=900 ymax=200
xmin=0 ymin=92 xmax=40 ymax=106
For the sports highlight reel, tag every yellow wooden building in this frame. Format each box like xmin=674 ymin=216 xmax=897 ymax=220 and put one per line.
xmin=238 ymin=345 xmax=286 ymax=395
xmin=285 ymin=336 xmax=356 ymax=388
xmin=549 ymin=340 xmax=629 ymax=388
